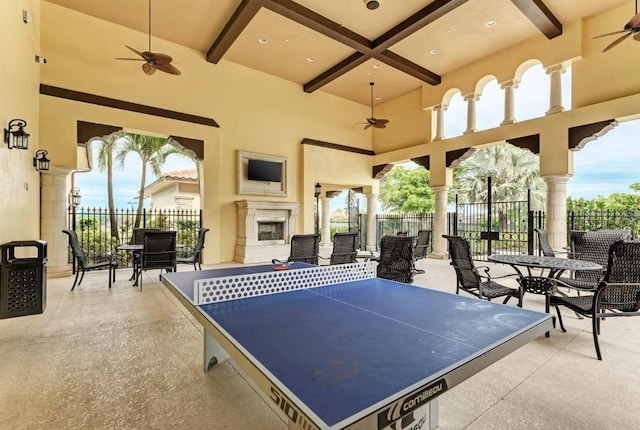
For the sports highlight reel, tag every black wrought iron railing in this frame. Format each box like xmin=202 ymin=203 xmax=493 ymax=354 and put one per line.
xmin=67 ymin=207 xmax=202 ymax=268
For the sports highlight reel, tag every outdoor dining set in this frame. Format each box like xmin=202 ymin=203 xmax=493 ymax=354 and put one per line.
xmin=444 ymin=229 xmax=640 ymax=360
xmin=63 ymin=227 xmax=210 ymax=290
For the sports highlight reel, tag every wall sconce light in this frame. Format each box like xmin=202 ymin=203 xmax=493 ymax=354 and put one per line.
xmin=4 ymin=119 xmax=30 ymax=150
xmin=33 ymin=149 xmax=50 ymax=171
xmin=70 ymin=187 xmax=82 ymax=208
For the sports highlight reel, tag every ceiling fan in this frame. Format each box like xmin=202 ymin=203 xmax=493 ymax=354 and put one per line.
xmin=357 ymin=82 xmax=389 ymax=130
xmin=593 ymin=0 xmax=640 ymax=53
xmin=115 ymin=0 xmax=181 ymax=75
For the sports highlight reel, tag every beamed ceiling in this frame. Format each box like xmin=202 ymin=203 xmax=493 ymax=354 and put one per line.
xmin=47 ymin=0 xmax=630 ymax=106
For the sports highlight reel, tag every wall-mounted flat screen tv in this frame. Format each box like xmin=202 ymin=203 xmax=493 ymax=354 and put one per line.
xmin=248 ymin=159 xmax=282 ymax=182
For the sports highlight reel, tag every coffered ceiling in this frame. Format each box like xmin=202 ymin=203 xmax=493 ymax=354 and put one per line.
xmin=46 ymin=0 xmax=631 ymax=106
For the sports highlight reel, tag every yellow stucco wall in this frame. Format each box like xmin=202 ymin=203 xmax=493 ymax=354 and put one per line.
xmin=0 ymin=0 xmax=42 ymax=244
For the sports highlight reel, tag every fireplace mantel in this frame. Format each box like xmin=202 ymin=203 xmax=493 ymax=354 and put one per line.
xmin=235 ymin=200 xmax=299 ymax=263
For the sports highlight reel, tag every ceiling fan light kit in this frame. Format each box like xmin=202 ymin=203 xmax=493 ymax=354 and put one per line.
xmin=364 ymin=0 xmax=380 ymax=10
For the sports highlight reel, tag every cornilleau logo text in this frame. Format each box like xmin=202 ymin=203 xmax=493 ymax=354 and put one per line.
xmin=377 ymin=379 xmax=448 ymax=429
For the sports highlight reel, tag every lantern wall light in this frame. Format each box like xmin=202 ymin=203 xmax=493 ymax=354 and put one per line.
xmin=33 ymin=149 xmax=50 ymax=171
xmin=70 ymin=187 xmax=81 ymax=207
xmin=4 ymin=119 xmax=30 ymax=150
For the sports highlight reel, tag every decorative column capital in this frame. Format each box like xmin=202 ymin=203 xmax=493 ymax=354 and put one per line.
xmin=500 ymin=79 xmax=519 ymax=90
xmin=463 ymin=92 xmax=479 ymax=102
xmin=545 ymin=64 xmax=565 ymax=75
xmin=542 ymin=174 xmax=570 ymax=185
xmin=433 ymin=103 xmax=449 ymax=112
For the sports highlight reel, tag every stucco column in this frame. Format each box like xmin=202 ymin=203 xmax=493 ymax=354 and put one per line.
xmin=365 ymin=193 xmax=378 ymax=251
xmin=40 ymin=167 xmax=73 ymax=278
xmin=543 ymin=175 xmax=570 ymax=251
xmin=320 ymin=196 xmax=331 ymax=246
xmin=545 ymin=64 xmax=565 ymax=115
xmin=463 ymin=93 xmax=478 ymax=134
xmin=500 ymin=79 xmax=518 ymax=125
xmin=430 ymin=185 xmax=450 ymax=259
xmin=432 ymin=104 xmax=447 ymax=141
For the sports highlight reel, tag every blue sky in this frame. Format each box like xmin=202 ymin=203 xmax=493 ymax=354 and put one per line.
xmin=76 ymin=64 xmax=638 ymax=209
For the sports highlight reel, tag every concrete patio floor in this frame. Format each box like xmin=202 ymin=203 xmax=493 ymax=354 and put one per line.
xmin=1 ymin=252 xmax=639 ymax=429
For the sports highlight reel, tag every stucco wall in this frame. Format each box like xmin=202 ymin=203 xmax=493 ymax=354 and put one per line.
xmin=0 ymin=0 xmax=42 ymax=244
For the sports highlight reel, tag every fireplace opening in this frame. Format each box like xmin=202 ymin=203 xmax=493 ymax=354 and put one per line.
xmin=258 ymin=220 xmax=285 ymax=241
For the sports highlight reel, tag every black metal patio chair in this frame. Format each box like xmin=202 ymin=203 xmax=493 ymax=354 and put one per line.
xmin=559 ymin=229 xmax=631 ymax=291
xmin=551 ymin=240 xmax=640 ymax=360
xmin=376 ymin=235 xmax=418 ymax=284
xmin=137 ymin=230 xmax=177 ymax=289
xmin=62 ymin=229 xmax=117 ymax=291
xmin=272 ymin=234 xmax=320 ymax=265
xmin=443 ymin=235 xmax=520 ymax=305
xmin=177 ymin=227 xmax=209 ymax=270
xmin=321 ymin=232 xmax=358 ymax=265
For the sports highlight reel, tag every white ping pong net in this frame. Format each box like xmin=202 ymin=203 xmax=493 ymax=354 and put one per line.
xmin=194 ymin=261 xmax=377 ymax=305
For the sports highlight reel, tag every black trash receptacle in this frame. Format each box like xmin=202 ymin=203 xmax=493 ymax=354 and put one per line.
xmin=0 ymin=240 xmax=47 ymax=319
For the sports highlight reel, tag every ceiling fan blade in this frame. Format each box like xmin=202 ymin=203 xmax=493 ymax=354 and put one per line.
xmin=603 ymin=32 xmax=633 ymax=52
xmin=364 ymin=123 xmax=372 ymax=130
xmin=156 ymin=62 xmax=182 ymax=75
xmin=375 ymin=119 xmax=389 ymax=125
xmin=142 ymin=63 xmax=157 ymax=75
xmin=373 ymin=123 xmax=387 ymax=129
xmin=125 ymin=45 xmax=148 ymax=59
xmin=634 ymin=33 xmax=640 ymax=41
xmin=115 ymin=57 xmax=146 ymax=61
xmin=593 ymin=29 xmax=629 ymax=39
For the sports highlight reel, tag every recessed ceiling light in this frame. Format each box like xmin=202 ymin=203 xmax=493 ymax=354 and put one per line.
xmin=375 ymin=96 xmax=382 ymax=101
xmin=444 ymin=29 xmax=451 ymax=34
xmin=284 ymin=38 xmax=290 ymax=42
xmin=306 ymin=57 xmax=316 ymax=62
xmin=257 ymin=37 xmax=268 ymax=44
xmin=373 ymin=63 xmax=382 ymax=69
xmin=430 ymin=49 xmax=440 ymax=55
xmin=485 ymin=20 xmax=497 ymax=28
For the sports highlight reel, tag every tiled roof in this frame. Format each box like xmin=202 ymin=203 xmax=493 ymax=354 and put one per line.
xmin=162 ymin=169 xmax=198 ymax=181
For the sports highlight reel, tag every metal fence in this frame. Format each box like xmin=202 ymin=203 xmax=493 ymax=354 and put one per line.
xmin=67 ymin=207 xmax=202 ymax=268
xmin=370 ymin=209 xmax=637 ymax=256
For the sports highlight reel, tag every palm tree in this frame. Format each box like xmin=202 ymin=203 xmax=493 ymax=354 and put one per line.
xmin=115 ymin=133 xmax=188 ymax=229
xmin=454 ymin=144 xmax=546 ymax=230
xmin=96 ymin=133 xmax=122 ymax=241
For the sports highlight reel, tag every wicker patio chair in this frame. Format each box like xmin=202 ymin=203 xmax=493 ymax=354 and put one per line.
xmin=559 ymin=229 xmax=631 ymax=291
xmin=62 ymin=229 xmax=117 ymax=291
xmin=534 ymin=228 xmax=563 ymax=257
xmin=551 ymin=240 xmax=640 ymax=360
xmin=443 ymin=235 xmax=520 ymax=305
xmin=376 ymin=235 xmax=419 ymax=284
xmin=413 ymin=229 xmax=432 ymax=261
xmin=272 ymin=234 xmax=320 ymax=265
xmin=177 ymin=227 xmax=209 ymax=270
xmin=322 ymin=232 xmax=358 ymax=265
xmin=137 ymin=230 xmax=177 ymax=289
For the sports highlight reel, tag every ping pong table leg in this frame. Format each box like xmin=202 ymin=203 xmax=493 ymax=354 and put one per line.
xmin=427 ymin=398 xmax=439 ymax=430
xmin=203 ymin=331 xmax=229 ymax=372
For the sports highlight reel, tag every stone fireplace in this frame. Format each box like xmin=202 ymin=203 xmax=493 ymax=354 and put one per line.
xmin=235 ymin=200 xmax=299 ymax=263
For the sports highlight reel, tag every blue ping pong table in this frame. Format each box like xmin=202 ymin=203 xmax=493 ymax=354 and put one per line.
xmin=161 ymin=262 xmax=552 ymax=430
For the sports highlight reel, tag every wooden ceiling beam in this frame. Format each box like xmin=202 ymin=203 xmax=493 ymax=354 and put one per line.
xmin=304 ymin=53 xmax=368 ymax=93
xmin=374 ymin=0 xmax=469 ymax=50
xmin=261 ymin=0 xmax=371 ymax=50
xmin=510 ymin=0 xmax=562 ymax=39
xmin=207 ymin=0 xmax=262 ymax=63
